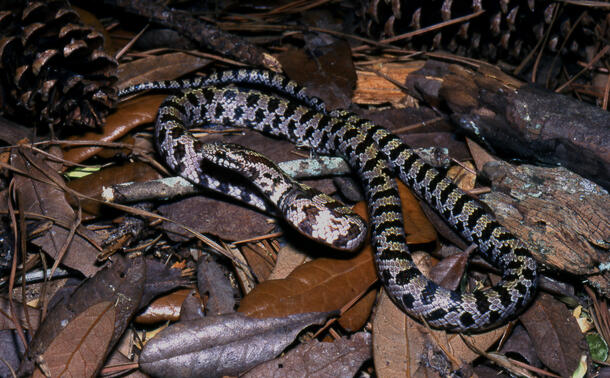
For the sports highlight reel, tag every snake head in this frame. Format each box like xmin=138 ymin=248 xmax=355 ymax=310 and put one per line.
xmin=280 ymin=186 xmax=367 ymax=252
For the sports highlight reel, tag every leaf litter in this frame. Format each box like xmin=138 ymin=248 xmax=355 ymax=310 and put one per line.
xmin=0 ymin=2 xmax=608 ymax=376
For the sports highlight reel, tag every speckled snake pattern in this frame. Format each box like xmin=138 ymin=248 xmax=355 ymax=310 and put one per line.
xmin=119 ymin=69 xmax=538 ymax=331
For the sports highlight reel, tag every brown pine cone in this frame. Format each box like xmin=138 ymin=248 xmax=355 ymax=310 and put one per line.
xmin=0 ymin=0 xmax=117 ymax=130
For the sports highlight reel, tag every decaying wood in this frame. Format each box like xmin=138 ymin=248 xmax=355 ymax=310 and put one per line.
xmin=479 ymin=160 xmax=609 ymax=296
xmin=406 ymin=60 xmax=610 ymax=190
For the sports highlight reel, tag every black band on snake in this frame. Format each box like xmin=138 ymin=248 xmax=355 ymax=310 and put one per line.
xmin=119 ymin=69 xmax=538 ymax=332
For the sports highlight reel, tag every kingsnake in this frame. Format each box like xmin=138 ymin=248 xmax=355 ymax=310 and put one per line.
xmin=119 ymin=69 xmax=538 ymax=331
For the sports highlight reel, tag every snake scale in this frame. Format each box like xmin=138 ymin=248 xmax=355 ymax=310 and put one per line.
xmin=120 ymin=69 xmax=538 ymax=331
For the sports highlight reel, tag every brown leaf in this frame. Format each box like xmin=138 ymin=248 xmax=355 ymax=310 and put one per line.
xmin=19 ymin=256 xmax=146 ymax=376
xmin=237 ymin=182 xmax=435 ymax=319
xmin=466 ymin=137 xmax=497 ymax=172
xmin=158 ymin=195 xmax=274 ymax=242
xmin=139 ymin=311 xmax=331 ymax=378
xmin=197 ymin=256 xmax=235 ymax=316
xmin=428 ymin=249 xmax=470 ymax=291
xmin=237 ymin=207 xmax=375 ymax=318
xmin=179 ymin=290 xmax=205 ymax=322
xmin=520 ymin=293 xmax=590 ymax=376
xmin=12 ymin=149 xmax=102 ymax=276
xmin=244 ymin=332 xmax=372 ymax=378
xmin=499 ymin=325 xmax=540 ymax=367
xmin=397 ymin=181 xmax=438 ymax=245
xmin=62 ymin=95 xmax=166 ymax=164
xmin=337 ymin=289 xmax=377 ymax=332
xmin=279 ymin=40 xmax=356 ymax=110
xmin=140 ymin=258 xmax=191 ymax=306
xmin=240 ymin=242 xmax=275 ymax=282
xmin=267 ymin=243 xmax=311 ymax=280
xmin=116 ymin=52 xmax=211 ymax=90
xmin=135 ymin=289 xmax=197 ymax=325
xmin=32 ymin=301 xmax=115 ymax=378
xmin=372 ymin=290 xmax=505 ymax=377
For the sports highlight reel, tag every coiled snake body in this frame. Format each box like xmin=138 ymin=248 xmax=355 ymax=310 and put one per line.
xmin=120 ymin=69 xmax=538 ymax=331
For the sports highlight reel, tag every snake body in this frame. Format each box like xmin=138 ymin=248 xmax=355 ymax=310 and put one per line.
xmin=120 ymin=69 xmax=537 ymax=331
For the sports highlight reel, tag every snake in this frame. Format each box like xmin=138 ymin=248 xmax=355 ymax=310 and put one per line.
xmin=119 ymin=69 xmax=538 ymax=331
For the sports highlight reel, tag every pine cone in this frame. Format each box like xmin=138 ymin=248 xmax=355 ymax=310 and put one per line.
xmin=0 ymin=0 xmax=117 ymax=130
xmin=361 ymin=0 xmax=601 ymax=63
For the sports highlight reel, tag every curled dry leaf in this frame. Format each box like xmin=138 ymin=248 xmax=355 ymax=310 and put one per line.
xmin=139 ymin=311 xmax=331 ymax=378
xmin=244 ymin=332 xmax=372 ymax=378
xmin=134 ymin=289 xmax=196 ymax=325
xmin=62 ymin=95 xmax=166 ymax=164
xmin=32 ymin=301 xmax=115 ymax=378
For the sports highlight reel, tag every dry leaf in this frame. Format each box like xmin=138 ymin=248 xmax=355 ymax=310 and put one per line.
xmin=19 ymin=256 xmax=146 ymax=376
xmin=244 ymin=332 xmax=372 ymax=378
xmin=499 ymin=325 xmax=540 ymax=367
xmin=62 ymin=95 xmax=166 ymax=164
xmin=33 ymin=301 xmax=115 ymax=378
xmin=279 ymin=40 xmax=356 ymax=110
xmin=372 ymin=291 xmax=505 ymax=377
xmin=197 ymin=256 xmax=235 ymax=316
xmin=237 ymin=242 xmax=376 ymax=319
xmin=466 ymin=137 xmax=497 ymax=171
xmin=139 ymin=311 xmax=331 ymax=377
xmin=116 ymin=52 xmax=211 ymax=91
xmin=135 ymin=289 xmax=195 ymax=325
xmin=158 ymin=195 xmax=274 ymax=242
xmin=240 ymin=242 xmax=275 ymax=281
xmin=427 ymin=249 xmax=470 ymax=291
xmin=520 ymin=293 xmax=590 ymax=376
xmin=447 ymin=161 xmax=476 ymax=191
xmin=267 ymin=243 xmax=311 ymax=280
xmin=338 ymin=289 xmax=377 ymax=332
xmin=0 ymin=329 xmax=26 ymax=377
xmin=12 ymin=149 xmax=102 ymax=277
